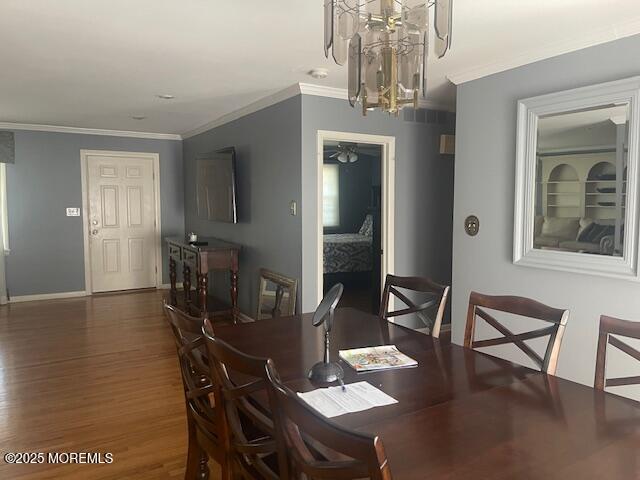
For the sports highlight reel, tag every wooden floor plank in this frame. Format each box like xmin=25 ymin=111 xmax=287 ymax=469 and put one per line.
xmin=0 ymin=290 xmax=221 ymax=479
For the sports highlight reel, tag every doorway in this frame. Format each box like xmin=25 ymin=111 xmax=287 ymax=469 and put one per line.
xmin=81 ymin=150 xmax=162 ymax=293
xmin=317 ymin=131 xmax=395 ymax=314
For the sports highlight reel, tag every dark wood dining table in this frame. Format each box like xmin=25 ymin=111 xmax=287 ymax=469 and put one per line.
xmin=214 ymin=307 xmax=640 ymax=480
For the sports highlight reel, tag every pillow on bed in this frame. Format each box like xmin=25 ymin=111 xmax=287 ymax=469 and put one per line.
xmin=359 ymin=214 xmax=373 ymax=237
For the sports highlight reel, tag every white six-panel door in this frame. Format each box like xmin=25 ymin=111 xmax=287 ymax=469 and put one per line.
xmin=85 ymin=153 xmax=157 ymax=292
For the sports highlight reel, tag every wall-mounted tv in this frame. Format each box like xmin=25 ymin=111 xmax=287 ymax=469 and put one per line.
xmin=196 ymin=147 xmax=238 ymax=223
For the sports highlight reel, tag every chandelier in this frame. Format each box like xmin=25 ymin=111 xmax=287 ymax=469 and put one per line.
xmin=324 ymin=0 xmax=452 ymax=115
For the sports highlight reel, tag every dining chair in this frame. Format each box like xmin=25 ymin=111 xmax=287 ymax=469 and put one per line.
xmin=163 ymin=302 xmax=226 ymax=480
xmin=265 ymin=364 xmax=393 ymax=480
xmin=202 ymin=318 xmax=279 ymax=480
xmin=593 ymin=317 xmax=640 ymax=436
xmin=463 ymin=291 xmax=569 ymax=375
xmin=256 ymin=268 xmax=298 ymax=320
xmin=379 ymin=274 xmax=450 ymax=338
xmin=595 ymin=315 xmax=640 ymax=391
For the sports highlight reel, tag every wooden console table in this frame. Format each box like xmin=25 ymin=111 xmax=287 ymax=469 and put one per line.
xmin=166 ymin=236 xmax=240 ymax=323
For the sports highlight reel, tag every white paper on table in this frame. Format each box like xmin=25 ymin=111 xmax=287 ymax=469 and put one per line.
xmin=297 ymin=381 xmax=398 ymax=418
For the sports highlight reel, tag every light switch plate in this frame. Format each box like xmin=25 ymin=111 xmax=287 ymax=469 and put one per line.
xmin=289 ymin=201 xmax=297 ymax=216
xmin=66 ymin=207 xmax=81 ymax=217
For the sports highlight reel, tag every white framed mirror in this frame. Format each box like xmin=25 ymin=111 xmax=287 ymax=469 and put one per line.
xmin=514 ymin=76 xmax=640 ymax=279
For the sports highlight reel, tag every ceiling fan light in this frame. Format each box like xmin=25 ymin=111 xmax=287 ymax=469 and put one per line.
xmin=337 ymin=152 xmax=349 ymax=163
xmin=348 ymin=153 xmax=358 ymax=163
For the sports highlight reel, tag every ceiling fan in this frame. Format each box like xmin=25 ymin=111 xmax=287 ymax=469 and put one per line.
xmin=327 ymin=142 xmax=359 ymax=163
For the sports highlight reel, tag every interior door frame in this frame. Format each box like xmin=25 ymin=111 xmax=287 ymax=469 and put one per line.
xmin=80 ymin=149 xmax=162 ymax=294
xmin=316 ymin=130 xmax=395 ymax=308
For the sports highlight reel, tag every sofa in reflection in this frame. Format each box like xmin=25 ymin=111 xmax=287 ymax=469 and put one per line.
xmin=534 ymin=216 xmax=618 ymax=255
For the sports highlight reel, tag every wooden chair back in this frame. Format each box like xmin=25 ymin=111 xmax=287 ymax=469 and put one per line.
xmin=379 ymin=274 xmax=450 ymax=338
xmin=463 ymin=292 xmax=569 ymax=375
xmin=202 ymin=319 xmax=278 ymax=480
xmin=266 ymin=364 xmax=392 ymax=480
xmin=257 ymin=268 xmax=298 ymax=320
xmin=595 ymin=315 xmax=640 ymax=391
xmin=163 ymin=302 xmax=223 ymax=476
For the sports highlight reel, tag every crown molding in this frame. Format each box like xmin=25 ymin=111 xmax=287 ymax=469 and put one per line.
xmin=182 ymin=82 xmax=455 ymax=138
xmin=181 ymin=83 xmax=302 ymax=139
xmin=4 ymin=79 xmax=456 ymax=142
xmin=447 ymin=19 xmax=640 ymax=85
xmin=298 ymin=83 xmax=348 ymax=99
xmin=0 ymin=122 xmax=181 ymax=140
xmin=299 ymin=82 xmax=454 ymax=111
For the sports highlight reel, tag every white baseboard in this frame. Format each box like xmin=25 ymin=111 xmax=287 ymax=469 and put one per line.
xmin=237 ymin=311 xmax=255 ymax=323
xmin=6 ymin=288 xmax=259 ymax=327
xmin=9 ymin=290 xmax=88 ymax=303
xmin=7 ymin=284 xmax=194 ymax=303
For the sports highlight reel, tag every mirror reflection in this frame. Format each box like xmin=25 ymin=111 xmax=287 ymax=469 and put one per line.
xmin=535 ymin=104 xmax=629 ymax=257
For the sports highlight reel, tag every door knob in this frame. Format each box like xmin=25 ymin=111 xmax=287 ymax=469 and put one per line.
xmin=92 ymin=220 xmax=98 ymax=226
xmin=91 ymin=229 xmax=98 ymax=235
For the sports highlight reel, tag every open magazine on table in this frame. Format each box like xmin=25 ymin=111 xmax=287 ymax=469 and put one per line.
xmin=338 ymin=345 xmax=417 ymax=372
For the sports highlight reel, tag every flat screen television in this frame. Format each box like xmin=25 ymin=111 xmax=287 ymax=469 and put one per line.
xmin=196 ymin=147 xmax=238 ymax=223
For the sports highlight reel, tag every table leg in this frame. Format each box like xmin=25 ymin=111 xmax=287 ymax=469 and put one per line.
xmin=198 ymin=273 xmax=208 ymax=314
xmin=183 ymin=264 xmax=191 ymax=306
xmin=169 ymin=257 xmax=177 ymax=306
xmin=230 ymin=270 xmax=239 ymax=324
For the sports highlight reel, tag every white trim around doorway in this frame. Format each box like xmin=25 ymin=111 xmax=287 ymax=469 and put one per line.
xmin=80 ymin=150 xmax=163 ymax=294
xmin=315 ymin=131 xmax=396 ymax=307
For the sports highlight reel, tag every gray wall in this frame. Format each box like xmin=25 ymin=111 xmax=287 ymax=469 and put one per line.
xmin=301 ymin=96 xmax=456 ymax=314
xmin=6 ymin=130 xmax=183 ymax=296
xmin=453 ymin=34 xmax=640 ymax=400
xmin=182 ymin=96 xmax=302 ymax=317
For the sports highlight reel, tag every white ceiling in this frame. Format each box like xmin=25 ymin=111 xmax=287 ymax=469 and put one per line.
xmin=539 ymin=105 xmax=628 ymax=135
xmin=538 ymin=105 xmax=627 ymax=150
xmin=1 ymin=0 xmax=640 ymax=136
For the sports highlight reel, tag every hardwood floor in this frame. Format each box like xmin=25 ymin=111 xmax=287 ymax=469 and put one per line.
xmin=0 ymin=289 xmax=221 ymax=480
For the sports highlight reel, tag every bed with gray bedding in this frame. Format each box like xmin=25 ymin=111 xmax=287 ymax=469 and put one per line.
xmin=323 ymin=215 xmax=373 ymax=274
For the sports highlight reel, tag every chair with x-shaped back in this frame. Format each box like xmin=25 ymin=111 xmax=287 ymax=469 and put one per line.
xmin=265 ymin=362 xmax=393 ymax=480
xmin=595 ymin=315 xmax=640 ymax=391
xmin=164 ymin=302 xmax=226 ymax=480
xmin=463 ymin=291 xmax=569 ymax=375
xmin=379 ymin=274 xmax=450 ymax=338
xmin=202 ymin=318 xmax=278 ymax=480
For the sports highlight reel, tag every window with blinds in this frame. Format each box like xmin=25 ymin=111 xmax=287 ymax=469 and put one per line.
xmin=322 ymin=164 xmax=340 ymax=227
